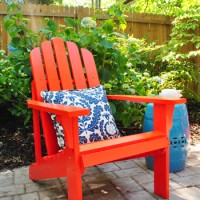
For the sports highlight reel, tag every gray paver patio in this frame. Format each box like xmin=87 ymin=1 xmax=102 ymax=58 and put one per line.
xmin=0 ymin=144 xmax=200 ymax=200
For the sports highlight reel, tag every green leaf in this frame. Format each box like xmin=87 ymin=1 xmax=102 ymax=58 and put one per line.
xmin=109 ymin=101 xmax=116 ymax=114
xmin=3 ymin=14 xmax=11 ymax=23
xmin=11 ymin=37 xmax=21 ymax=46
xmin=4 ymin=20 xmax=12 ymax=30
xmin=102 ymin=20 xmax=114 ymax=33
xmin=10 ymin=50 xmax=23 ymax=57
xmin=47 ymin=19 xmax=58 ymax=32
xmin=104 ymin=83 xmax=112 ymax=89
xmin=65 ymin=28 xmax=71 ymax=36
xmin=38 ymin=28 xmax=52 ymax=34
xmin=18 ymin=30 xmax=25 ymax=36
xmin=115 ymin=9 xmax=123 ymax=17
xmin=99 ymin=68 xmax=111 ymax=82
xmin=195 ymin=43 xmax=200 ymax=49
xmin=120 ymin=23 xmax=126 ymax=31
xmin=111 ymin=32 xmax=127 ymax=38
xmin=100 ymin=39 xmax=113 ymax=49
xmin=64 ymin=18 xmax=77 ymax=28
xmin=119 ymin=55 xmax=128 ymax=68
xmin=122 ymin=113 xmax=133 ymax=127
xmin=0 ymin=76 xmax=7 ymax=84
xmin=127 ymin=88 xmax=135 ymax=94
xmin=80 ymin=35 xmax=92 ymax=45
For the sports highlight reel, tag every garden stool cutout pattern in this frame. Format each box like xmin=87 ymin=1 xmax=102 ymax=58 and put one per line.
xmin=27 ymin=37 xmax=186 ymax=200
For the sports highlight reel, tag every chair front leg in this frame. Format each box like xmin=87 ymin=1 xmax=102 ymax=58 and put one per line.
xmin=66 ymin=148 xmax=83 ymax=200
xmin=154 ymin=147 xmax=169 ymax=199
xmin=60 ymin=116 xmax=83 ymax=200
xmin=153 ymin=103 xmax=174 ymax=199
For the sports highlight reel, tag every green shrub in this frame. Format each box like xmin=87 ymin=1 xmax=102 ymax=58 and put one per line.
xmin=0 ymin=3 xmax=40 ymax=124
xmin=1 ymin=2 xmax=200 ymax=127
xmin=154 ymin=8 xmax=200 ymax=101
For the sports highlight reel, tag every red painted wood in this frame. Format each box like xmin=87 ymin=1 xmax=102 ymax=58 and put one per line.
xmin=81 ymin=137 xmax=169 ymax=168
xmin=66 ymin=41 xmax=87 ymax=89
xmin=80 ymin=131 xmax=165 ymax=154
xmin=30 ymin=48 xmax=47 ymax=101
xmin=31 ymin=81 xmax=42 ymax=162
xmin=41 ymin=41 xmax=61 ymax=91
xmin=107 ymin=94 xmax=186 ymax=104
xmin=30 ymin=47 xmax=59 ymax=155
xmin=65 ymin=119 xmax=82 ymax=200
xmin=52 ymin=37 xmax=74 ymax=90
xmin=153 ymin=104 xmax=173 ymax=199
xmin=154 ymin=104 xmax=174 ymax=134
xmin=81 ymin=48 xmax=100 ymax=87
xmin=27 ymin=100 xmax=90 ymax=118
xmin=29 ymin=150 xmax=68 ymax=180
xmin=154 ymin=148 xmax=169 ymax=199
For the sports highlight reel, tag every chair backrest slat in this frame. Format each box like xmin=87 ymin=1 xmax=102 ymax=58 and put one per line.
xmin=30 ymin=47 xmax=48 ymax=101
xmin=41 ymin=41 xmax=61 ymax=91
xmin=81 ymin=48 xmax=100 ymax=88
xmin=52 ymin=38 xmax=74 ymax=90
xmin=66 ymin=41 xmax=87 ymax=89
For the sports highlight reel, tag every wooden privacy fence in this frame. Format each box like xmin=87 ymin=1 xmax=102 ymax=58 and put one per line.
xmin=0 ymin=2 xmax=199 ymax=94
xmin=0 ymin=2 xmax=173 ymax=49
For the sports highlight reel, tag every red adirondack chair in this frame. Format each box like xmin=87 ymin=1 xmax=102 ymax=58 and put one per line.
xmin=27 ymin=37 xmax=186 ymax=200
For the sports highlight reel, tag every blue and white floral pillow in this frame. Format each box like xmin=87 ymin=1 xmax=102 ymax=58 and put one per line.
xmin=41 ymin=85 xmax=120 ymax=148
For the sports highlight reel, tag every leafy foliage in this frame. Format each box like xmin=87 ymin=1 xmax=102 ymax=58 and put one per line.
xmin=28 ymin=0 xmax=56 ymax=5
xmin=0 ymin=4 xmax=40 ymax=123
xmin=1 ymin=1 xmax=200 ymax=127
xmin=128 ymin=0 xmax=200 ymax=16
xmin=155 ymin=8 xmax=200 ymax=101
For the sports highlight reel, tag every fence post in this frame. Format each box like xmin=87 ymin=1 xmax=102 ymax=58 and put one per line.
xmin=76 ymin=6 xmax=84 ymax=32
xmin=196 ymin=56 xmax=200 ymax=95
xmin=0 ymin=2 xmax=9 ymax=53
xmin=195 ymin=27 xmax=200 ymax=95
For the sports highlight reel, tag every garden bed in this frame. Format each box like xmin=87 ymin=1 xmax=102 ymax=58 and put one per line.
xmin=0 ymin=100 xmax=199 ymax=172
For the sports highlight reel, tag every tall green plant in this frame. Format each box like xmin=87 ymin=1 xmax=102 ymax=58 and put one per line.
xmin=0 ymin=2 xmax=40 ymax=123
xmin=127 ymin=0 xmax=200 ymax=16
xmin=155 ymin=8 xmax=200 ymax=101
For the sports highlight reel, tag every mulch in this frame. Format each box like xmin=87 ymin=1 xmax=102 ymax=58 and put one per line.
xmin=0 ymin=100 xmax=199 ymax=172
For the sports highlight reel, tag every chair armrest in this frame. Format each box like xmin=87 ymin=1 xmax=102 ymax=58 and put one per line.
xmin=27 ymin=100 xmax=90 ymax=117
xmin=107 ymin=95 xmax=186 ymax=135
xmin=107 ymin=95 xmax=186 ymax=104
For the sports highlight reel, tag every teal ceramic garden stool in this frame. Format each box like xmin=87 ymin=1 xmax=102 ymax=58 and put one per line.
xmin=143 ymin=103 xmax=190 ymax=172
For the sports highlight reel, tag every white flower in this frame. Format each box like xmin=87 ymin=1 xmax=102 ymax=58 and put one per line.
xmin=143 ymin=72 xmax=150 ymax=77
xmin=81 ymin=17 xmax=97 ymax=28
xmin=127 ymin=37 xmax=134 ymax=43
xmin=127 ymin=37 xmax=142 ymax=45
xmin=152 ymin=76 xmax=164 ymax=84
xmin=127 ymin=62 xmax=133 ymax=68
